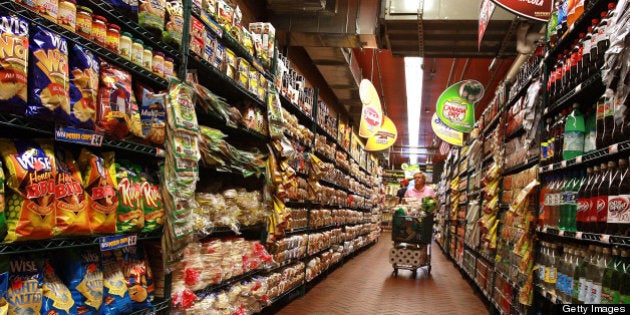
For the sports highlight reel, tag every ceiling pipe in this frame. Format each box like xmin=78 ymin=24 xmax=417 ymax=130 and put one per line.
xmin=445 ymin=58 xmax=457 ymax=88
xmin=458 ymin=58 xmax=470 ymax=81
xmin=504 ymin=22 xmax=545 ymax=83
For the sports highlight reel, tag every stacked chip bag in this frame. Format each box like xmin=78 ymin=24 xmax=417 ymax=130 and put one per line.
xmin=69 ymin=45 xmax=99 ymax=129
xmin=162 ymin=81 xmax=200 ymax=307
xmin=0 ymin=139 xmax=56 ymax=241
xmin=42 ymin=261 xmax=77 ymax=315
xmin=101 ymin=250 xmax=133 ymax=315
xmin=0 ymin=14 xmax=29 ymax=114
xmin=28 ymin=25 xmax=70 ymax=122
xmin=97 ymin=61 xmax=133 ymax=139
xmin=113 ymin=161 xmax=144 ymax=233
xmin=139 ymin=171 xmax=164 ymax=232
xmin=121 ymin=246 xmax=153 ymax=311
xmin=78 ymin=149 xmax=118 ymax=234
xmin=58 ymin=249 xmax=104 ymax=314
xmin=138 ymin=0 xmax=166 ymax=33
xmin=138 ymin=86 xmax=166 ymax=145
xmin=163 ymin=0 xmax=183 ymax=48
xmin=54 ymin=148 xmax=90 ymax=236
xmin=7 ymin=255 xmax=44 ymax=314
xmin=0 ymin=259 xmax=7 ymax=314
xmin=0 ymin=160 xmax=6 ymax=239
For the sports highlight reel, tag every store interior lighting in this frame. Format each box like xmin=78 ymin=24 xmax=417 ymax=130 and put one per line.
xmin=404 ymin=56 xmax=423 ymax=166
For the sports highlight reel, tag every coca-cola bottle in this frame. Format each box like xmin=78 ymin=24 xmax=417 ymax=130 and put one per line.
xmin=612 ymin=88 xmax=627 ymax=144
xmin=602 ymin=89 xmax=615 ymax=147
xmin=595 ymin=162 xmax=610 ymax=234
xmin=608 ymin=158 xmax=629 ymax=236
xmin=589 ymin=18 xmax=600 ymax=76
xmin=595 ymin=3 xmax=616 ymax=71
xmin=582 ymin=25 xmax=594 ymax=81
xmin=604 ymin=160 xmax=621 ymax=234
xmin=577 ymin=167 xmax=594 ymax=231
xmin=596 ymin=95 xmax=607 ymax=149
xmin=556 ymin=111 xmax=568 ymax=162
xmin=573 ymin=33 xmax=585 ymax=88
xmin=586 ymin=164 xmax=601 ymax=232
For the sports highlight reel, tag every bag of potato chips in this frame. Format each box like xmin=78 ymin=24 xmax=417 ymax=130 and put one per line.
xmin=0 ymin=259 xmax=7 ymax=315
xmin=0 ymin=139 xmax=56 ymax=242
xmin=138 ymin=0 xmax=166 ymax=33
xmin=54 ymin=148 xmax=90 ymax=236
xmin=0 ymin=14 xmax=29 ymax=115
xmin=28 ymin=25 xmax=70 ymax=122
xmin=0 ymin=159 xmax=6 ymax=239
xmin=42 ymin=261 xmax=77 ymax=315
xmin=97 ymin=61 xmax=133 ymax=139
xmin=140 ymin=171 xmax=164 ymax=232
xmin=69 ymin=45 xmax=99 ymax=129
xmin=58 ymin=250 xmax=104 ymax=314
xmin=100 ymin=250 xmax=133 ymax=315
xmin=121 ymin=246 xmax=153 ymax=311
xmin=139 ymin=87 xmax=166 ymax=145
xmin=7 ymin=255 xmax=43 ymax=315
xmin=113 ymin=162 xmax=144 ymax=233
xmin=78 ymin=149 xmax=117 ymax=234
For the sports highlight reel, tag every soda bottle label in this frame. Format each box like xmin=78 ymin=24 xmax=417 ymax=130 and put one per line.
xmin=542 ymin=142 xmax=548 ymax=160
xmin=604 ymin=101 xmax=614 ymax=118
xmin=577 ymin=198 xmax=589 ymax=222
xmin=591 ymin=283 xmax=602 ymax=304
xmin=564 ymin=131 xmax=585 ymax=152
xmin=557 ymin=272 xmax=565 ymax=292
xmin=621 ymin=294 xmax=630 ymax=304
xmin=569 ymin=192 xmax=578 ymax=205
xmin=573 ymin=277 xmax=581 ymax=300
xmin=601 ymin=287 xmax=617 ymax=304
xmin=548 ymin=267 xmax=557 ymax=284
xmin=566 ymin=276 xmax=573 ymax=296
xmin=597 ymin=196 xmax=609 ymax=223
xmin=607 ymin=194 xmax=630 ymax=223
xmin=583 ymin=280 xmax=592 ymax=303
xmin=578 ymin=277 xmax=587 ymax=302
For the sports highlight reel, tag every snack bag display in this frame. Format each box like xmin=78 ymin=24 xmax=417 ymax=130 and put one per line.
xmin=28 ymin=25 xmax=70 ymax=122
xmin=0 ymin=160 xmax=6 ymax=239
xmin=0 ymin=259 xmax=7 ymax=315
xmin=167 ymin=82 xmax=198 ymax=134
xmin=138 ymin=0 xmax=166 ymax=33
xmin=113 ymin=162 xmax=144 ymax=233
xmin=7 ymin=255 xmax=43 ymax=315
xmin=0 ymin=14 xmax=29 ymax=114
xmin=97 ymin=61 xmax=134 ymax=139
xmin=59 ymin=250 xmax=104 ymax=314
xmin=42 ymin=261 xmax=77 ymax=315
xmin=101 ymin=250 xmax=133 ymax=315
xmin=140 ymin=172 xmax=164 ymax=232
xmin=129 ymin=91 xmax=144 ymax=139
xmin=163 ymin=0 xmax=183 ymax=48
xmin=78 ymin=149 xmax=118 ymax=234
xmin=121 ymin=246 xmax=153 ymax=311
xmin=69 ymin=45 xmax=99 ymax=129
xmin=139 ymin=88 xmax=166 ymax=145
xmin=0 ymin=139 xmax=56 ymax=241
xmin=105 ymin=0 xmax=139 ymax=15
xmin=54 ymin=148 xmax=90 ymax=236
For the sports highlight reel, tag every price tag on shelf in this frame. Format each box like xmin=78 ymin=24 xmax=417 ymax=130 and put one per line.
xmin=576 ymin=232 xmax=583 ymax=239
xmin=610 ymin=144 xmax=619 ymax=154
xmin=559 ymin=230 xmax=565 ymax=236
xmin=155 ymin=148 xmax=165 ymax=157
xmin=99 ymin=234 xmax=138 ymax=251
xmin=601 ymin=234 xmax=611 ymax=244
xmin=576 ymin=156 xmax=583 ymax=163
xmin=55 ymin=125 xmax=104 ymax=147
xmin=561 ymin=161 xmax=567 ymax=168
xmin=550 ymin=164 xmax=554 ymax=170
xmin=542 ymin=226 xmax=548 ymax=233
xmin=575 ymin=84 xmax=582 ymax=93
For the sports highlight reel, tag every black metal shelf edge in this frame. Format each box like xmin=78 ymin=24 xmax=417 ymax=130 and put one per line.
xmin=313 ymin=150 xmax=336 ymax=165
xmin=197 ymin=111 xmax=269 ymax=142
xmin=130 ymin=298 xmax=170 ymax=315
xmin=83 ymin=0 xmax=180 ymax=59
xmin=544 ymin=72 xmax=604 ymax=118
xmin=537 ymin=227 xmax=630 ymax=247
xmin=280 ymin=94 xmax=316 ymax=127
xmin=540 ymin=139 xmax=630 ymax=173
xmin=0 ymin=230 xmax=162 ymax=255
xmin=264 ymin=257 xmax=305 ymax=275
xmin=194 ymin=268 xmax=263 ymax=297
xmin=506 ymin=65 xmax=542 ymax=108
xmin=503 ymin=156 xmax=540 ymax=176
xmin=284 ymin=200 xmax=311 ymax=207
xmin=189 ymin=52 xmax=266 ymax=108
xmin=0 ymin=113 xmax=163 ymax=157
xmin=1 ymin=2 xmax=168 ymax=89
xmin=482 ymin=108 xmax=503 ymax=135
xmin=505 ymin=125 xmax=526 ymax=141
xmin=285 ymin=227 xmax=309 ymax=235
xmin=268 ymin=283 xmax=304 ymax=305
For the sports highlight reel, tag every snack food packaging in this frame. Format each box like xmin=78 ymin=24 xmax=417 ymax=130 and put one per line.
xmin=114 ymin=162 xmax=144 ymax=233
xmin=7 ymin=255 xmax=43 ymax=315
xmin=69 ymin=45 xmax=99 ymax=129
xmin=121 ymin=246 xmax=154 ymax=311
xmin=0 ymin=160 xmax=5 ymax=239
xmin=138 ymin=0 xmax=166 ymax=33
xmin=42 ymin=261 xmax=78 ymax=315
xmin=28 ymin=25 xmax=70 ymax=122
xmin=163 ymin=0 xmax=183 ymax=48
xmin=58 ymin=250 xmax=104 ymax=314
xmin=97 ymin=61 xmax=133 ymax=138
xmin=54 ymin=148 xmax=90 ymax=236
xmin=105 ymin=0 xmax=139 ymax=15
xmin=167 ymin=82 xmax=198 ymax=134
xmin=139 ymin=87 xmax=166 ymax=145
xmin=101 ymin=250 xmax=133 ymax=315
xmin=35 ymin=0 xmax=59 ymax=22
xmin=140 ymin=172 xmax=164 ymax=232
xmin=0 ymin=139 xmax=56 ymax=241
xmin=78 ymin=149 xmax=118 ymax=234
xmin=0 ymin=14 xmax=29 ymax=114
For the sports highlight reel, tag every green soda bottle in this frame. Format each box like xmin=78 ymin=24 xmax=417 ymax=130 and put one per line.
xmin=563 ymin=103 xmax=585 ymax=160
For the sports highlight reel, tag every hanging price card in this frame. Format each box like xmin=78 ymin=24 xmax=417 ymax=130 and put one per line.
xmin=576 ymin=232 xmax=583 ymax=239
xmin=601 ymin=234 xmax=611 ymax=244
xmin=609 ymin=144 xmax=619 ymax=154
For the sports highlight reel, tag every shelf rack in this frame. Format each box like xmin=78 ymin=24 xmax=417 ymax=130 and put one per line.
xmin=540 ymin=139 xmax=630 ymax=174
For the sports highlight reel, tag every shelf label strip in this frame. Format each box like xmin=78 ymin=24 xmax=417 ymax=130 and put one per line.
xmin=99 ymin=234 xmax=138 ymax=251
xmin=55 ymin=125 xmax=104 ymax=147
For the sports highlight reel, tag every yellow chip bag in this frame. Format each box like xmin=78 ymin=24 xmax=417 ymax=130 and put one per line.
xmin=54 ymin=148 xmax=90 ymax=236
xmin=78 ymin=149 xmax=117 ymax=234
xmin=0 ymin=14 xmax=29 ymax=114
xmin=0 ymin=139 xmax=56 ymax=241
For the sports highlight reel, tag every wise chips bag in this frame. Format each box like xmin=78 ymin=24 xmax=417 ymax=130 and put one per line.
xmin=113 ymin=162 xmax=144 ymax=233
xmin=101 ymin=250 xmax=132 ymax=315
xmin=78 ymin=149 xmax=117 ymax=234
xmin=0 ymin=139 xmax=56 ymax=241
xmin=59 ymin=250 xmax=104 ymax=314
xmin=0 ymin=14 xmax=29 ymax=114
xmin=28 ymin=25 xmax=70 ymax=122
xmin=7 ymin=255 xmax=43 ymax=315
xmin=42 ymin=261 xmax=77 ymax=315
xmin=97 ymin=61 xmax=133 ymax=139
xmin=69 ymin=45 xmax=99 ymax=129
xmin=54 ymin=148 xmax=90 ymax=236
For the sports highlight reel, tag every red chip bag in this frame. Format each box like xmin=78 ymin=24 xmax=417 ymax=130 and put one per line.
xmin=78 ymin=149 xmax=117 ymax=234
xmin=97 ymin=61 xmax=133 ymax=139
xmin=54 ymin=148 xmax=90 ymax=236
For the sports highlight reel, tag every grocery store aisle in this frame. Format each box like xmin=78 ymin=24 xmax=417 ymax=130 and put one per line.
xmin=276 ymin=234 xmax=489 ymax=315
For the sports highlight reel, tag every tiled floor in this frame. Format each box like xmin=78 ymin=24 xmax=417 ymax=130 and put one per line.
xmin=275 ymin=234 xmax=490 ymax=315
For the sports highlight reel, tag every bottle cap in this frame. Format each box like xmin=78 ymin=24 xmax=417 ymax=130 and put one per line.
xmin=122 ymin=32 xmax=133 ymax=38
xmin=603 ymin=247 xmax=611 ymax=255
xmin=608 ymin=161 xmax=616 ymax=168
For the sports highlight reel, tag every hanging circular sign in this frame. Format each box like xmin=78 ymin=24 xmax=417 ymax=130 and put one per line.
xmin=365 ymin=116 xmax=397 ymax=152
xmin=431 ymin=113 xmax=464 ymax=147
xmin=436 ymin=80 xmax=484 ymax=133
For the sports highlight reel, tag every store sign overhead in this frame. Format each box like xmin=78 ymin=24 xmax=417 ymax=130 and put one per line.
xmin=490 ymin=0 xmax=552 ymax=22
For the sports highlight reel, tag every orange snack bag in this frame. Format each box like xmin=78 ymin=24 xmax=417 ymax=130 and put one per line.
xmin=78 ymin=149 xmax=117 ymax=234
xmin=54 ymin=148 xmax=90 ymax=236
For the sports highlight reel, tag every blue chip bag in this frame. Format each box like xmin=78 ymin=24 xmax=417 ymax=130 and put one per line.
xmin=0 ymin=14 xmax=29 ymax=114
xmin=28 ymin=25 xmax=70 ymax=122
xmin=104 ymin=0 xmax=139 ymax=15
xmin=7 ymin=255 xmax=43 ymax=315
xmin=100 ymin=251 xmax=132 ymax=315
xmin=69 ymin=45 xmax=99 ymax=129
xmin=58 ymin=250 xmax=104 ymax=315
xmin=121 ymin=246 xmax=153 ymax=311
xmin=0 ymin=258 xmax=8 ymax=314
xmin=42 ymin=261 xmax=77 ymax=315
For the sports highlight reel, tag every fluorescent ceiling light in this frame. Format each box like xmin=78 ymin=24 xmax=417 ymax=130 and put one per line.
xmin=404 ymin=57 xmax=423 ymax=166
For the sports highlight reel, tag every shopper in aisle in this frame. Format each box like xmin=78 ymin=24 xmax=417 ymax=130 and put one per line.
xmin=396 ymin=179 xmax=409 ymax=203
xmin=404 ymin=172 xmax=436 ymax=201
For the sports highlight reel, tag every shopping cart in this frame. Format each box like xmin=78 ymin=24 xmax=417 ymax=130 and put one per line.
xmin=389 ymin=213 xmax=433 ymax=276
